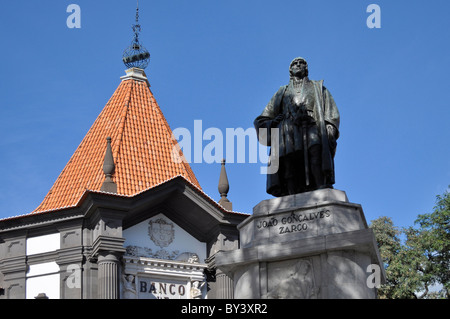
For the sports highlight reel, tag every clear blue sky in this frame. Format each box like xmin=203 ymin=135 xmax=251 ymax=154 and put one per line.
xmin=0 ymin=0 xmax=449 ymax=231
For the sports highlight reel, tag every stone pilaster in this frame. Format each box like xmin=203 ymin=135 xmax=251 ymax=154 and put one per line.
xmin=89 ymin=207 xmax=127 ymax=299
xmin=215 ymin=268 xmax=234 ymax=299
xmin=0 ymin=233 xmax=27 ymax=299
xmin=97 ymin=252 xmax=120 ymax=299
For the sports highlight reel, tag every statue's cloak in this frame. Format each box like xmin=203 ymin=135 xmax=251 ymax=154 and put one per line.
xmin=254 ymin=80 xmax=340 ymax=197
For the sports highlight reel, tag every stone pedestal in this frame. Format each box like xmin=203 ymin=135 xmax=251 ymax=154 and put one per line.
xmin=216 ymin=189 xmax=385 ymax=299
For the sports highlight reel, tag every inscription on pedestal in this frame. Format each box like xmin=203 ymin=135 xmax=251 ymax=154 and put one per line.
xmin=256 ymin=209 xmax=331 ymax=235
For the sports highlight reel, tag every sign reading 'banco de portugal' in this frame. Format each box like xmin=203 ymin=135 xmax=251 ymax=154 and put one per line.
xmin=139 ymin=277 xmax=187 ymax=299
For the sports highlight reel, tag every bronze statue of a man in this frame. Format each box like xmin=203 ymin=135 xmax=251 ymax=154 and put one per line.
xmin=254 ymin=57 xmax=340 ymax=197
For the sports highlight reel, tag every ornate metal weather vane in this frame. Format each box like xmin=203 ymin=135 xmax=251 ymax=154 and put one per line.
xmin=122 ymin=0 xmax=150 ymax=69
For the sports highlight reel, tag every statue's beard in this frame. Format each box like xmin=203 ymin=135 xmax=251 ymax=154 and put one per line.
xmin=290 ymin=69 xmax=308 ymax=80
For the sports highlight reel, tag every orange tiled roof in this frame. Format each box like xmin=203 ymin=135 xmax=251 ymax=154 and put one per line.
xmin=32 ymin=68 xmax=200 ymax=213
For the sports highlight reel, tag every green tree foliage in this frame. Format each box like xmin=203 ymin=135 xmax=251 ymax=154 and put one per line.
xmin=370 ymin=189 xmax=449 ymax=299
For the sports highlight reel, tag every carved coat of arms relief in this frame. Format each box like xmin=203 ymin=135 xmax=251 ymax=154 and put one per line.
xmin=148 ymin=218 xmax=175 ymax=248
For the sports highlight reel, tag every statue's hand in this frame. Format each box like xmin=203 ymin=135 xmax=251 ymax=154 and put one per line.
xmin=272 ymin=114 xmax=284 ymax=126
xmin=326 ymin=124 xmax=336 ymax=137
xmin=327 ymin=124 xmax=337 ymax=148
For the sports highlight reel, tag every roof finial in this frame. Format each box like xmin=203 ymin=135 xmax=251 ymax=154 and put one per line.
xmin=136 ymin=0 xmax=140 ymax=24
xmin=218 ymin=159 xmax=232 ymax=211
xmin=101 ymin=137 xmax=117 ymax=193
xmin=122 ymin=0 xmax=150 ymax=70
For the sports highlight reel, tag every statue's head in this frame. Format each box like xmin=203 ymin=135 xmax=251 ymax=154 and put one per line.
xmin=289 ymin=57 xmax=308 ymax=78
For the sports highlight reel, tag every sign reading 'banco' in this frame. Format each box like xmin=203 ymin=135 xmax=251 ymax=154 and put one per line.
xmin=139 ymin=278 xmax=187 ymax=299
xmin=256 ymin=209 xmax=331 ymax=235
